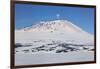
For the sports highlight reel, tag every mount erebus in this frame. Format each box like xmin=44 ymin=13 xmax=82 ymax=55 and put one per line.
xmin=15 ymin=19 xmax=94 ymax=65
xmin=15 ymin=20 xmax=94 ymax=54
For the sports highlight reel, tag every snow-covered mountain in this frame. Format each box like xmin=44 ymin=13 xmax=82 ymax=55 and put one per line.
xmin=15 ymin=19 xmax=94 ymax=66
xmin=16 ymin=20 xmax=89 ymax=34
xmin=15 ymin=19 xmax=94 ymax=54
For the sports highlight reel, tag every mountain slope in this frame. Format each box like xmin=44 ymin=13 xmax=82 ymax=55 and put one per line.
xmin=15 ymin=20 xmax=94 ymax=45
xmin=16 ymin=20 xmax=89 ymax=34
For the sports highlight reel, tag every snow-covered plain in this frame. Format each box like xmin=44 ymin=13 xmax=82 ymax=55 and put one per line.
xmin=15 ymin=51 xmax=94 ymax=66
xmin=15 ymin=20 xmax=94 ymax=66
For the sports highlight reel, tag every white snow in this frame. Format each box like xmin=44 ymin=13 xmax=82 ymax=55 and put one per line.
xmin=15 ymin=51 xmax=94 ymax=66
xmin=15 ymin=19 xmax=94 ymax=66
